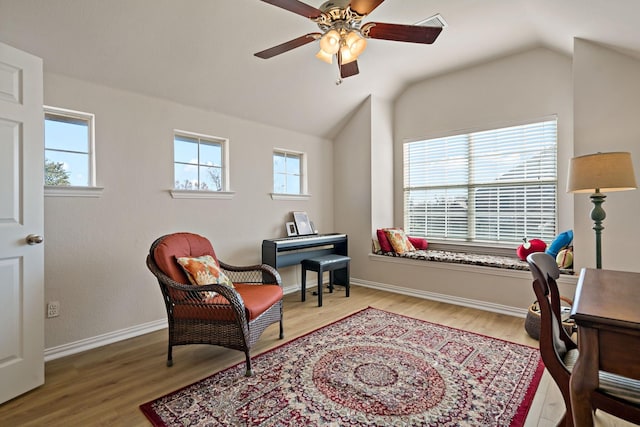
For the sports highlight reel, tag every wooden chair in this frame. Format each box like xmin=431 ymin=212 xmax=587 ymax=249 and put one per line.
xmin=527 ymin=252 xmax=640 ymax=426
xmin=147 ymin=232 xmax=284 ymax=376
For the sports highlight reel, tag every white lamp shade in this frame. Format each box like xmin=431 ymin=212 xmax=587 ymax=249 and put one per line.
xmin=567 ymin=151 xmax=637 ymax=193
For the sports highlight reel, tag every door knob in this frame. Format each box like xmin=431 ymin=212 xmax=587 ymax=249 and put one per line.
xmin=26 ymin=234 xmax=44 ymax=245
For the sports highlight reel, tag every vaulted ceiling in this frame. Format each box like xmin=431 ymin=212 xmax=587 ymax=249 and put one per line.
xmin=2 ymin=0 xmax=640 ymax=138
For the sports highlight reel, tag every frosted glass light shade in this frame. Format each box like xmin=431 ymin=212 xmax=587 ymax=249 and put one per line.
xmin=567 ymin=151 xmax=637 ymax=193
xmin=345 ymin=31 xmax=367 ymax=57
xmin=339 ymin=45 xmax=356 ymax=64
xmin=315 ymin=49 xmax=333 ymax=64
xmin=319 ymin=29 xmax=340 ymax=55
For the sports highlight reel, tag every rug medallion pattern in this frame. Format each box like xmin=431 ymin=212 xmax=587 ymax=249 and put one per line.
xmin=141 ymin=307 xmax=543 ymax=426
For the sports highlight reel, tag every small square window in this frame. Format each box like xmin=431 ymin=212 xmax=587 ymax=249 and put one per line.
xmin=174 ymin=131 xmax=228 ymax=191
xmin=44 ymin=107 xmax=95 ymax=187
xmin=273 ymin=150 xmax=306 ymax=195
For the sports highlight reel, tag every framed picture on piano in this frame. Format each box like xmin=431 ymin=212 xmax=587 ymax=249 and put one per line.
xmin=293 ymin=211 xmax=314 ymax=236
xmin=286 ymin=221 xmax=297 ymax=237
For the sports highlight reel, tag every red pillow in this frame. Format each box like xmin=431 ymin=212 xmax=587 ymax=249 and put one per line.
xmin=376 ymin=229 xmax=394 ymax=252
xmin=408 ymin=237 xmax=428 ymax=250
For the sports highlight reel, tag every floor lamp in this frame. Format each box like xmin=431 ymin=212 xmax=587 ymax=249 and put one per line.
xmin=567 ymin=152 xmax=637 ymax=269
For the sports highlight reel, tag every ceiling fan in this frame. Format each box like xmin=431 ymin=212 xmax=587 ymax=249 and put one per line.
xmin=254 ymin=0 xmax=443 ymax=80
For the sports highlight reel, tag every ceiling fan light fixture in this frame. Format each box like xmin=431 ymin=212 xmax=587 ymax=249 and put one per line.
xmin=315 ymin=49 xmax=334 ymax=64
xmin=319 ymin=29 xmax=341 ymax=55
xmin=255 ymin=0 xmax=444 ymax=80
xmin=345 ymin=30 xmax=367 ymax=57
xmin=339 ymin=44 xmax=357 ymax=64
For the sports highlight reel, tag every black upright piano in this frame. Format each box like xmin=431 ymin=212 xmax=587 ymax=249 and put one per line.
xmin=262 ymin=233 xmax=348 ymax=285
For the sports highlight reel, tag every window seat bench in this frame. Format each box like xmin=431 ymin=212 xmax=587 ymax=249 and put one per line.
xmin=374 ymin=249 xmax=574 ymax=275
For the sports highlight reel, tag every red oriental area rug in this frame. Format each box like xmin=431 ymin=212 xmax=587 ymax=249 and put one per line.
xmin=140 ymin=307 xmax=543 ymax=426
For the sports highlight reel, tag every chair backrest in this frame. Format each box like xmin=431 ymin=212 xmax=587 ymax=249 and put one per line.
xmin=152 ymin=232 xmax=219 ymax=284
xmin=527 ymin=252 xmax=575 ymax=356
xmin=527 ymin=252 xmax=578 ymax=426
xmin=528 ymin=253 xmax=640 ymax=426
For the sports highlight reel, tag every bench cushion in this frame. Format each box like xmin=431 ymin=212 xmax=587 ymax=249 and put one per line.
xmin=302 ymin=254 xmax=350 ymax=269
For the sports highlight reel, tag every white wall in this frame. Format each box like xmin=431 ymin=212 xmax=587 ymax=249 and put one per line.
xmin=371 ymin=97 xmax=395 ymax=235
xmin=333 ymin=96 xmax=394 ymax=279
xmin=572 ymin=39 xmax=640 ymax=272
xmin=333 ymin=97 xmax=373 ymax=278
xmin=337 ymin=47 xmax=576 ymax=311
xmin=394 ymin=47 xmax=575 ymax=233
xmin=43 ymin=73 xmax=333 ymax=349
xmin=43 ymin=41 xmax=640 ymax=352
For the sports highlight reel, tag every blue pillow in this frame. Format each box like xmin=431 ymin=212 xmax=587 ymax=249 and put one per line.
xmin=546 ymin=230 xmax=573 ymax=258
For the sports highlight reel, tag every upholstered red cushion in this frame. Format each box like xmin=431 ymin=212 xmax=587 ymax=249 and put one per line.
xmin=154 ymin=233 xmax=282 ymax=321
xmin=408 ymin=237 xmax=428 ymax=250
xmin=154 ymin=232 xmax=219 ymax=284
xmin=376 ymin=228 xmax=394 ymax=252
xmin=172 ymin=283 xmax=283 ymax=321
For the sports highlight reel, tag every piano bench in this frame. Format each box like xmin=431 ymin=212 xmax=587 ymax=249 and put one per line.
xmin=301 ymin=254 xmax=350 ymax=307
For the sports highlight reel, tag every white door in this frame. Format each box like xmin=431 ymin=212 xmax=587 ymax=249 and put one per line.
xmin=0 ymin=42 xmax=44 ymax=404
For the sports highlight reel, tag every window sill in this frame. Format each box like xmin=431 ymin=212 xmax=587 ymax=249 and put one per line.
xmin=45 ymin=186 xmax=104 ymax=198
xmin=270 ymin=193 xmax=311 ymax=201
xmin=170 ymin=190 xmax=235 ymax=199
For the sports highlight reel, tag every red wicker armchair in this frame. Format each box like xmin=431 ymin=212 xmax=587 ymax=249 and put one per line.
xmin=146 ymin=232 xmax=284 ymax=376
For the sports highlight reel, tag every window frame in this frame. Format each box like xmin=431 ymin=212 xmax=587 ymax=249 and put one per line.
xmin=271 ymin=148 xmax=309 ymax=200
xmin=43 ymin=106 xmax=103 ymax=198
xmin=170 ymin=129 xmax=233 ymax=199
xmin=403 ymin=117 xmax=558 ymax=250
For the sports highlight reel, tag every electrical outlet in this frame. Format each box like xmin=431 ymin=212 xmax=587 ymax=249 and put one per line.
xmin=47 ymin=301 xmax=60 ymax=318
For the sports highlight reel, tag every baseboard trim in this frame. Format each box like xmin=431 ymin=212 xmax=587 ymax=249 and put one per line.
xmin=44 ymin=278 xmax=527 ymax=361
xmin=283 ymin=284 xmax=302 ymax=295
xmin=44 ymin=319 xmax=168 ymax=362
xmin=351 ymin=278 xmax=529 ymax=318
xmin=44 ymin=286 xmax=307 ymax=361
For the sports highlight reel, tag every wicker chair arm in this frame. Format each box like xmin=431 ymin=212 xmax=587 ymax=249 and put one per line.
xmin=168 ymin=282 xmax=249 ymax=334
xmin=259 ymin=263 xmax=281 ymax=283
xmin=218 ymin=260 xmax=282 ymax=286
xmin=146 ymin=255 xmax=249 ymax=332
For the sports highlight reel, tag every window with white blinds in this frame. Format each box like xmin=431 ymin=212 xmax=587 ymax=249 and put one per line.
xmin=403 ymin=119 xmax=557 ymax=245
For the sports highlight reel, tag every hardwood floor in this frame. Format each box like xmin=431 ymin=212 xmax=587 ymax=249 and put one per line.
xmin=0 ymin=285 xmax=633 ymax=426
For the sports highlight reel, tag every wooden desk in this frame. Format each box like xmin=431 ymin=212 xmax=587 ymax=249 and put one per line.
xmin=570 ymin=268 xmax=640 ymax=426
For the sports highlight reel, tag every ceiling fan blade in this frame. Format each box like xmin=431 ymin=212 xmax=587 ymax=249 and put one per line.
xmin=349 ymin=0 xmax=386 ymax=16
xmin=255 ymin=33 xmax=321 ymax=59
xmin=339 ymin=60 xmax=360 ymax=78
xmin=361 ymin=22 xmax=442 ymax=44
xmin=259 ymin=0 xmax=323 ymax=19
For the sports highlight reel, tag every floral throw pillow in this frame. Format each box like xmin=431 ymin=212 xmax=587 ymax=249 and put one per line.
xmin=384 ymin=229 xmax=415 ymax=254
xmin=176 ymin=255 xmax=235 ymax=296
